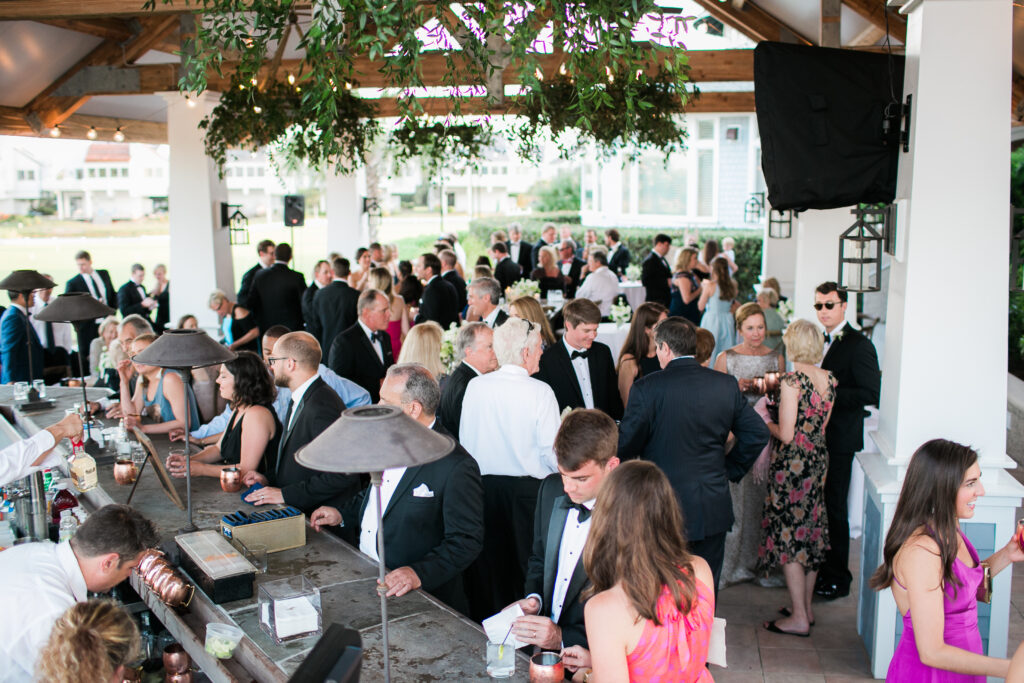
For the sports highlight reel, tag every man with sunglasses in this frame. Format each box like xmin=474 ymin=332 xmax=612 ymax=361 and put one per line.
xmin=812 ymin=282 xmax=880 ymax=601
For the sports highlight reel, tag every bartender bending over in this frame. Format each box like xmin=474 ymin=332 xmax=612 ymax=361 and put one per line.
xmin=0 ymin=412 xmax=82 ymax=487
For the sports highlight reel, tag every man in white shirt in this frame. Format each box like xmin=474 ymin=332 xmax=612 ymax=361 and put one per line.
xmin=509 ymin=410 xmax=619 ymax=651
xmin=465 ymin=278 xmax=508 ymax=329
xmin=459 ymin=317 xmax=560 ymax=620
xmin=31 ymin=276 xmax=75 ymax=375
xmin=0 ymin=503 xmax=158 ymax=682
xmin=573 ymin=248 xmax=621 ymax=318
xmin=0 ymin=412 xmax=81 ymax=487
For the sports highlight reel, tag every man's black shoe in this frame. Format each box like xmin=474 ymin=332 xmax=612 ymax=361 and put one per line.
xmin=814 ymin=582 xmax=850 ymax=600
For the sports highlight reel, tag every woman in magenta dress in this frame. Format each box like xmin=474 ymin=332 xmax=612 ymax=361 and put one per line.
xmin=368 ymin=267 xmax=407 ymax=360
xmin=561 ymin=461 xmax=715 ymax=682
xmin=870 ymin=439 xmax=1024 ymax=681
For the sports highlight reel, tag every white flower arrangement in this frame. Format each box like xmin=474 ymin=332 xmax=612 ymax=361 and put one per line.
xmin=508 ymin=279 xmax=540 ymax=300
xmin=440 ymin=322 xmax=461 ymax=372
xmin=610 ymin=302 xmax=632 ymax=328
xmin=777 ymin=300 xmax=794 ymax=323
xmin=625 ymin=264 xmax=642 ymax=282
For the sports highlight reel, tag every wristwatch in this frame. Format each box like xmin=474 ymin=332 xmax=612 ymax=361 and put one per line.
xmin=582 ymin=669 xmax=593 ymax=683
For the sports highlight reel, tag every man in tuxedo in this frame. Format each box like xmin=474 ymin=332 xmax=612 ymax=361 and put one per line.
xmin=237 ymin=239 xmax=275 ymax=309
xmin=117 ymin=264 xmax=157 ymax=321
xmin=641 ymin=234 xmax=673 ymax=307
xmin=328 ymin=289 xmax=395 ymax=402
xmin=310 ymin=258 xmax=359 ymax=350
xmin=557 ymin=240 xmax=587 ymax=298
xmin=459 ymin=317 xmax=560 ymax=620
xmin=506 ymin=224 xmax=533 ymax=275
xmin=248 ymin=243 xmax=307 ymax=336
xmin=617 ymin=317 xmax=769 ymax=591
xmin=605 ymin=229 xmax=631 ymax=278
xmin=310 ymin=364 xmax=484 ymax=614
xmin=534 ymin=298 xmax=622 ymax=420
xmin=532 ymin=223 xmax=557 ymax=270
xmin=490 ymin=242 xmax=522 ymax=292
xmin=813 ymin=281 xmax=881 ymax=601
xmin=30 ymin=278 xmax=73 ymax=381
xmin=466 ymin=278 xmax=508 ymax=329
xmin=439 ymin=249 xmax=467 ymax=313
xmin=302 ymin=260 xmax=332 ymax=333
xmin=242 ymin=332 xmax=362 ymax=513
xmin=439 ymin=323 xmax=497 ymax=440
xmin=576 ymin=229 xmax=598 ymax=261
xmin=574 ymin=249 xmax=621 ymax=318
xmin=510 ymin=409 xmax=619 ymax=650
xmin=414 ymin=253 xmax=459 ymax=329
xmin=0 ymin=289 xmax=43 ymax=384
xmin=65 ymin=250 xmax=117 ymax=369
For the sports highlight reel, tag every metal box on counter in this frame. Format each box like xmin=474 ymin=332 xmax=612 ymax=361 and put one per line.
xmin=219 ymin=506 xmax=306 ymax=554
xmin=176 ymin=530 xmax=257 ymax=604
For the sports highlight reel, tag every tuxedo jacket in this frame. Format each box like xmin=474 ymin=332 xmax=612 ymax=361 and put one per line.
xmin=821 ymin=323 xmax=881 ymax=454
xmin=506 ymin=240 xmax=533 ymax=274
xmin=117 ymin=281 xmax=151 ymax=320
xmin=0 ymin=306 xmax=43 ymax=383
xmin=608 ymin=245 xmax=632 ymax=278
xmin=442 ymin=270 xmax=468 ymax=313
xmin=327 ymin=323 xmax=394 ymax=402
xmin=65 ymin=270 xmax=117 ymax=357
xmin=490 ymin=309 xmax=510 ymax=328
xmin=533 ymin=341 xmax=623 ymax=420
xmin=561 ymin=258 xmax=586 ymax=298
xmin=311 ymin=281 xmax=359 ymax=351
xmin=640 ymin=252 xmax=672 ymax=307
xmin=617 ymin=357 xmax=769 ymax=541
xmin=524 ymin=473 xmax=590 ymax=649
xmin=415 ymin=277 xmax=460 ymax=330
xmin=301 ymin=284 xmax=320 ymax=334
xmin=236 ymin=262 xmax=264 ymax=309
xmin=494 ymin=257 xmax=523 ymax=292
xmin=269 ymin=377 xmax=361 ymax=513
xmin=345 ymin=422 xmax=483 ymax=613
xmin=153 ymin=284 xmax=170 ymax=334
xmin=249 ymin=263 xmax=307 ymax=335
xmin=439 ymin=362 xmax=478 ymax=440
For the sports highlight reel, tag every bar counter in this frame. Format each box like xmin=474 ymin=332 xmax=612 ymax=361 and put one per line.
xmin=0 ymin=386 xmax=529 ymax=682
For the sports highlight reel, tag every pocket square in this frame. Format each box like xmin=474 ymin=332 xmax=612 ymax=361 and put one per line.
xmin=412 ymin=483 xmax=434 ymax=498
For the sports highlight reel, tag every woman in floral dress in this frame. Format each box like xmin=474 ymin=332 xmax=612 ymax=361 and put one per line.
xmin=755 ymin=318 xmax=835 ymax=638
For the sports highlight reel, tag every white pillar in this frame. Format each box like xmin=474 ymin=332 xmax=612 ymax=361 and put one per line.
xmin=859 ymin=1 xmax=1022 ymax=676
xmin=161 ymin=91 xmax=234 ymax=330
xmin=789 ymin=208 xmax=859 ymax=327
xmin=760 ymin=210 xmax=798 ymax=300
xmin=325 ymin=169 xmax=366 ymax=258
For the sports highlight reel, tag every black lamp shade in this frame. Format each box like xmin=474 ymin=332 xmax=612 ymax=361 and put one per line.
xmin=33 ymin=292 xmax=115 ymax=322
xmin=131 ymin=329 xmax=237 ymax=369
xmin=0 ymin=270 xmax=57 ymax=292
xmin=295 ymin=405 xmax=455 ymax=473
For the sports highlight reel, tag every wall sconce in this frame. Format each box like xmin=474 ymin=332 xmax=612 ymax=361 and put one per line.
xmin=838 ymin=206 xmax=885 ymax=293
xmin=744 ymin=192 xmax=765 ymax=223
xmin=220 ymin=202 xmax=249 ymax=245
xmin=768 ymin=208 xmax=794 ymax=239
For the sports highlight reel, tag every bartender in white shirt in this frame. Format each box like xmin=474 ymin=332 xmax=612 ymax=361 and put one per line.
xmin=574 ymin=248 xmax=622 ymax=318
xmin=0 ymin=412 xmax=82 ymax=487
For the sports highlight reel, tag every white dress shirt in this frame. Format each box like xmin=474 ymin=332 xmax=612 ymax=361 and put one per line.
xmin=459 ymin=365 xmax=559 ymax=478
xmin=563 ymin=338 xmax=594 ymax=409
xmin=284 ymin=374 xmax=318 ymax=432
xmin=551 ymin=500 xmax=594 ymax=623
xmin=510 ymin=241 xmax=521 ymax=263
xmin=574 ymin=266 xmax=621 ymax=317
xmin=359 ymin=466 xmax=408 ymax=561
xmin=30 ymin=300 xmax=74 ymax=352
xmin=482 ymin=307 xmax=501 ymax=328
xmin=0 ymin=540 xmax=88 ymax=681
xmin=0 ymin=430 xmax=62 ymax=487
xmin=358 ymin=319 xmax=384 ymax=363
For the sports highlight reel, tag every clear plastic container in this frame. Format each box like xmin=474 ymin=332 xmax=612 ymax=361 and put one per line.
xmin=58 ymin=510 xmax=78 ymax=542
xmin=204 ymin=622 xmax=244 ymax=659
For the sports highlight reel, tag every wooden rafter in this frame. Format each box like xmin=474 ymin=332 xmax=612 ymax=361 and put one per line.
xmin=0 ymin=106 xmax=167 ymax=143
xmin=0 ymin=0 xmax=189 ymax=19
xmin=690 ymin=0 xmax=813 ymax=45
xmin=841 ymin=0 xmax=906 ymax=44
xmin=37 ymin=18 xmax=180 ymax=55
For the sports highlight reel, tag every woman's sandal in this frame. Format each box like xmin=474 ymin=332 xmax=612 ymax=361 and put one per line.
xmin=763 ymin=619 xmax=810 ymax=638
xmin=778 ymin=607 xmax=814 ymax=626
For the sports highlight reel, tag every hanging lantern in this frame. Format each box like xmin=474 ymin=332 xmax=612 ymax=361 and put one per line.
xmin=768 ymin=208 xmax=793 ymax=239
xmin=838 ymin=206 xmax=884 ymax=293
xmin=744 ymin=192 xmax=765 ymax=223
xmin=220 ymin=202 xmax=250 ymax=245
xmin=1011 ymin=207 xmax=1024 ymax=292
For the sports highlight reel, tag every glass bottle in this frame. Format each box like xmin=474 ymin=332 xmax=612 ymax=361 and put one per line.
xmin=58 ymin=509 xmax=78 ymax=542
xmin=50 ymin=481 xmax=79 ymax=525
xmin=68 ymin=439 xmax=98 ymax=493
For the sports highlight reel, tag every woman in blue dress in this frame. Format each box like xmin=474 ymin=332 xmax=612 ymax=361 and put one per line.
xmin=698 ymin=257 xmax=737 ymax=363
xmin=119 ymin=333 xmax=200 ymax=435
xmin=669 ymin=247 xmax=702 ymax=325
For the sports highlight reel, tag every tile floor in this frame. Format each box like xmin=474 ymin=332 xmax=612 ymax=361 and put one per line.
xmin=711 ymin=466 xmax=1024 ymax=682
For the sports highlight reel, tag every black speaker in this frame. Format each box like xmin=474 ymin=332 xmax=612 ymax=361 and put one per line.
xmin=754 ymin=42 xmax=905 ymax=211
xmin=284 ymin=195 xmax=305 ymax=227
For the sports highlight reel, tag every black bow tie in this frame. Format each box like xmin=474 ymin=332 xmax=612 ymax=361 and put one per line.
xmin=371 ymin=331 xmax=385 ymax=343
xmin=824 ymin=333 xmax=831 ymax=343
xmin=569 ymin=502 xmax=592 ymax=522
xmin=570 ymin=350 xmax=589 ymax=360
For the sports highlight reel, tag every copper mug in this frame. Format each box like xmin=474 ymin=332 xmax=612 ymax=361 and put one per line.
xmin=113 ymin=459 xmax=138 ymax=485
xmin=158 ymin=575 xmax=195 ymax=608
xmin=529 ymin=652 xmax=564 ymax=683
xmin=141 ymin=557 xmax=171 ymax=584
xmin=220 ymin=466 xmax=242 ymax=493
xmin=162 ymin=644 xmax=190 ymax=674
xmin=136 ymin=549 xmax=164 ymax=577
xmin=165 ymin=672 xmax=193 ymax=683
xmin=148 ymin=565 xmax=178 ymax=596
xmin=119 ymin=666 xmax=142 ymax=683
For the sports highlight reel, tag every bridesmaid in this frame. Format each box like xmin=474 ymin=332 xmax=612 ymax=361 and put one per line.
xmin=870 ymin=440 xmax=1024 ymax=681
xmin=368 ymin=267 xmax=408 ymax=359
xmin=698 ymin=257 xmax=737 ymax=363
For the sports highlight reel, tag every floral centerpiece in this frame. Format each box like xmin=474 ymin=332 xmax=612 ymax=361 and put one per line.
xmin=508 ymin=279 xmax=540 ymax=301
xmin=440 ymin=322 xmax=461 ymax=373
xmin=610 ymin=302 xmax=632 ymax=328
xmin=625 ymin=264 xmax=642 ymax=282
xmin=777 ymin=300 xmax=794 ymax=323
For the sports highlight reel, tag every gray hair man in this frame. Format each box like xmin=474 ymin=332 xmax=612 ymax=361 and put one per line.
xmin=439 ymin=323 xmax=497 ymax=439
xmin=466 ymin=277 xmax=507 ymax=328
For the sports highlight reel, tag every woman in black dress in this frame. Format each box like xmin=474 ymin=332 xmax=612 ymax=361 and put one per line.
xmin=615 ymin=302 xmax=668 ymax=406
xmin=529 ymin=245 xmax=568 ymax=298
xmin=165 ymin=351 xmax=280 ymax=480
xmin=209 ymin=290 xmax=259 ymax=353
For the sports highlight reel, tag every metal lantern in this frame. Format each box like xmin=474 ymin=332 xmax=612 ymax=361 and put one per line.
xmin=838 ymin=206 xmax=885 ymax=293
xmin=744 ymin=192 xmax=765 ymax=223
xmin=768 ymin=208 xmax=793 ymax=239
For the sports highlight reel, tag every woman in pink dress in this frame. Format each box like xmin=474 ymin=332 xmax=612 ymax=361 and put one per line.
xmin=562 ymin=461 xmax=715 ymax=682
xmin=368 ymin=267 xmax=407 ymax=360
xmin=870 ymin=439 xmax=1024 ymax=681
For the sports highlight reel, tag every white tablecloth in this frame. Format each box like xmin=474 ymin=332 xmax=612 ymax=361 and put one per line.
xmin=596 ymin=322 xmax=630 ymax=363
xmin=619 ymin=282 xmax=646 ymax=311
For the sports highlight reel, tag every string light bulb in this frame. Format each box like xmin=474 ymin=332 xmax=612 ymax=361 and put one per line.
xmin=559 ymin=63 xmax=567 ymax=76
xmin=48 ymin=125 xmax=61 ymax=138
xmin=113 ymin=127 xmax=125 ymax=142
xmin=186 ymin=95 xmax=197 ymax=108
xmin=86 ymin=127 xmax=98 ymax=140
xmin=253 ymin=105 xmax=262 ymax=113
xmin=287 ymin=73 xmax=296 ymax=85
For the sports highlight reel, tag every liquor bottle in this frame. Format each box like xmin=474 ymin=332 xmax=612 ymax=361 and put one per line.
xmin=68 ymin=439 xmax=98 ymax=493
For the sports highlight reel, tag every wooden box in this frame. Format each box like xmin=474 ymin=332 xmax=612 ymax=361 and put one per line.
xmin=220 ymin=512 xmax=306 ymax=554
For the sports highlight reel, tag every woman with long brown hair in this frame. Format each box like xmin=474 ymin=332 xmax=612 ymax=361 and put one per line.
xmin=669 ymin=247 xmax=702 ymax=324
xmin=870 ymin=439 xmax=1024 ymax=681
xmin=368 ymin=266 xmax=409 ymax=359
xmin=509 ymin=296 xmax=557 ymax=348
xmin=118 ymin=333 xmax=200 ymax=435
xmin=561 ymin=461 xmax=715 ymax=682
xmin=615 ymin=302 xmax=668 ymax=406
xmin=37 ymin=599 xmax=140 ymax=683
xmin=698 ymin=256 xmax=737 ymax=364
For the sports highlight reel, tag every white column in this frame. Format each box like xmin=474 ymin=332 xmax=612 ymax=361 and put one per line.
xmin=325 ymin=169 xmax=366 ymax=258
xmin=760 ymin=209 xmax=798 ymax=300
xmin=160 ymin=91 xmax=234 ymax=330
xmin=859 ymin=1 xmax=1022 ymax=676
xmin=789 ymin=208 xmax=859 ymax=326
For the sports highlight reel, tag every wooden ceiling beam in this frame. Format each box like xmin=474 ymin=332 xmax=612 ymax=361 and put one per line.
xmin=690 ymin=0 xmax=813 ymax=45
xmin=841 ymin=0 xmax=906 ymax=44
xmin=0 ymin=107 xmax=167 ymax=143
xmin=35 ymin=18 xmax=182 ymax=58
